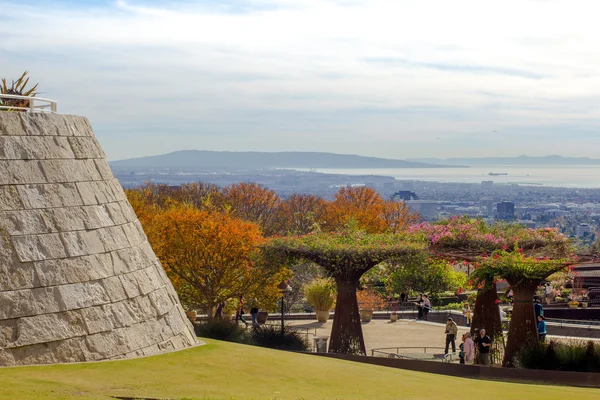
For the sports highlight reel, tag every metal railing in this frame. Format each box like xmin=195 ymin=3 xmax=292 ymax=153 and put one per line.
xmin=0 ymin=94 xmax=57 ymax=113
xmin=371 ymin=346 xmax=448 ymax=357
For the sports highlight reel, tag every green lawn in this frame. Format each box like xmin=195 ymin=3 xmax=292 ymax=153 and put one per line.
xmin=0 ymin=339 xmax=598 ymax=400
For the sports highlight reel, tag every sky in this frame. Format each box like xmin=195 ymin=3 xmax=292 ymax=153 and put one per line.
xmin=2 ymin=0 xmax=600 ymax=161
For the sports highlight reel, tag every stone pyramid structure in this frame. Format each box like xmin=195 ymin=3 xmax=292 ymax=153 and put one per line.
xmin=0 ymin=112 xmax=198 ymax=366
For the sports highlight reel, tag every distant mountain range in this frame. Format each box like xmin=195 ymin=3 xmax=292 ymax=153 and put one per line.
xmin=110 ymin=150 xmax=461 ymax=169
xmin=409 ymin=155 xmax=600 ymax=166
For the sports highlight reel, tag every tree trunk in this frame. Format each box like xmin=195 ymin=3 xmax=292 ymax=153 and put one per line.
xmin=329 ymin=277 xmax=366 ymax=355
xmin=502 ymin=280 xmax=540 ymax=367
xmin=470 ymin=284 xmax=502 ymax=339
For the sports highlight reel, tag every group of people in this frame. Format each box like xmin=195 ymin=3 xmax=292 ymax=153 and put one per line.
xmin=415 ymin=294 xmax=432 ymax=320
xmin=445 ymin=318 xmax=492 ymax=365
xmin=215 ymin=296 xmax=261 ymax=328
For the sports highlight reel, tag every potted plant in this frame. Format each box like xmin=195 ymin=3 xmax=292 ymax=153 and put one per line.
xmin=185 ymin=309 xmax=197 ymax=323
xmin=568 ymin=300 xmax=579 ymax=309
xmin=390 ymin=311 xmax=399 ymax=322
xmin=304 ymin=278 xmax=336 ymax=322
xmin=357 ymin=288 xmax=385 ymax=323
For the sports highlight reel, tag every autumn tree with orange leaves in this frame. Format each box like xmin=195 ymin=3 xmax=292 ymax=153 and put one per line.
xmin=325 ymin=187 xmax=417 ymax=233
xmin=223 ymin=182 xmax=281 ymax=236
xmin=276 ymin=193 xmax=328 ymax=235
xmin=141 ymin=204 xmax=288 ymax=315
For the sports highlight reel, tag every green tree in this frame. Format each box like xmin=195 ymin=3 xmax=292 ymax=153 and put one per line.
xmin=388 ymin=253 xmax=466 ymax=296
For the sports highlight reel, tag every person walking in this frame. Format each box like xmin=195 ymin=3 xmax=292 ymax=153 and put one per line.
xmin=537 ymin=315 xmax=547 ymax=342
xmin=464 ymin=332 xmax=475 ymax=365
xmin=250 ymin=305 xmax=259 ymax=327
xmin=214 ymin=301 xmax=225 ymax=319
xmin=462 ymin=303 xmax=472 ymax=327
xmin=236 ymin=296 xmax=249 ymax=327
xmin=400 ymin=292 xmax=406 ymax=306
xmin=422 ymin=295 xmax=431 ymax=321
xmin=444 ymin=318 xmax=458 ymax=354
xmin=476 ymin=328 xmax=492 ymax=365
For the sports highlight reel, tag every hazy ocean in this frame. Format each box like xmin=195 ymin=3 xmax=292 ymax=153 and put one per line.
xmin=304 ymin=165 xmax=600 ymax=188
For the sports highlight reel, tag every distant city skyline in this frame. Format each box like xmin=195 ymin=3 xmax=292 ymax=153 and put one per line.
xmin=2 ymin=0 xmax=600 ymax=160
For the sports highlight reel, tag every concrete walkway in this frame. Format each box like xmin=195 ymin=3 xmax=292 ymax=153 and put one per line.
xmin=288 ymin=318 xmax=471 ymax=354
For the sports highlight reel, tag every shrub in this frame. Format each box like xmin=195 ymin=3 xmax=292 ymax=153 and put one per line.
xmin=437 ymin=302 xmax=464 ymax=311
xmin=304 ymin=278 xmax=336 ymax=311
xmin=195 ymin=319 xmax=248 ymax=343
xmin=357 ymin=288 xmax=386 ymax=311
xmin=248 ymin=325 xmax=309 ymax=351
xmin=514 ymin=340 xmax=600 ymax=372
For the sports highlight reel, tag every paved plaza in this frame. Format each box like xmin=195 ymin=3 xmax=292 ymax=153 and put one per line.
xmin=287 ymin=318 xmax=471 ymax=355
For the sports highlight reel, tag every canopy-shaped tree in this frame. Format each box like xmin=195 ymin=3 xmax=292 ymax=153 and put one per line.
xmin=475 ymin=249 xmax=575 ymax=366
xmin=263 ymin=231 xmax=424 ymax=354
xmin=410 ymin=217 xmax=575 ymax=366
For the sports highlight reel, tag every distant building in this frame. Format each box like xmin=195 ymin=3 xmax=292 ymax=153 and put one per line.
xmin=481 ymin=181 xmax=494 ymax=190
xmin=517 ymin=220 xmax=536 ymax=229
xmin=406 ymin=200 xmax=438 ymax=220
xmin=496 ymin=201 xmax=515 ymax=221
xmin=393 ymin=191 xmax=419 ymax=201
xmin=480 ymin=198 xmax=495 ymax=217
xmin=576 ymin=223 xmax=592 ymax=237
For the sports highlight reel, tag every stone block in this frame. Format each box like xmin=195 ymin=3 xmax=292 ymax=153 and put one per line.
xmin=94 ymin=159 xmax=113 ymax=180
xmin=104 ymin=201 xmax=129 ymax=225
xmin=81 ymin=306 xmax=115 ymax=335
xmin=17 ymin=183 xmax=83 ymax=209
xmin=12 ymin=233 xmax=67 ymax=262
xmin=102 ymin=275 xmax=128 ymax=302
xmin=76 ymin=181 xmax=115 ymax=205
xmin=0 ymin=160 xmax=46 ymax=185
xmin=0 ymin=136 xmax=74 ymax=160
xmin=58 ymin=281 xmax=111 ymax=310
xmin=68 ymin=136 xmax=105 ymax=159
xmin=82 ymin=205 xmax=115 ymax=230
xmin=1 ymin=287 xmax=63 ymax=319
xmin=122 ymin=221 xmax=145 ymax=247
xmin=97 ymin=225 xmax=129 ymax=252
xmin=0 ymin=112 xmax=29 ymax=136
xmin=15 ymin=311 xmax=87 ymax=347
xmin=60 ymin=230 xmax=106 ymax=257
xmin=119 ymin=272 xmax=141 ymax=299
xmin=40 ymin=159 xmax=102 ymax=183
xmin=1 ymin=209 xmax=57 ymax=235
xmin=133 ymin=268 xmax=154 ymax=296
xmin=0 ymin=319 xmax=17 ymax=349
xmin=34 ymin=253 xmax=113 ymax=287
xmin=50 ymin=205 xmax=87 ymax=231
xmin=0 ymin=186 xmax=24 ymax=211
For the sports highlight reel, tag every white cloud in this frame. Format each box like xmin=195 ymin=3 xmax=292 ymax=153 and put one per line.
xmin=1 ymin=0 xmax=600 ymax=160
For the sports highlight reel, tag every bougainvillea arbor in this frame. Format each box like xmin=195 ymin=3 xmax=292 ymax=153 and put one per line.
xmin=475 ymin=249 xmax=575 ymax=366
xmin=411 ymin=217 xmax=576 ymax=366
xmin=263 ymin=231 xmax=424 ymax=355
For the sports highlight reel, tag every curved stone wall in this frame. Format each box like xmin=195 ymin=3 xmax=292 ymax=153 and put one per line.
xmin=0 ymin=112 xmax=198 ymax=366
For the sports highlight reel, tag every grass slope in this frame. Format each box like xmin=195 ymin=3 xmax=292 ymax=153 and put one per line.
xmin=0 ymin=339 xmax=598 ymax=400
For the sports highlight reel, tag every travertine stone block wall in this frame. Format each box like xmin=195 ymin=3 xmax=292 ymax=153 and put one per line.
xmin=0 ymin=112 xmax=198 ymax=366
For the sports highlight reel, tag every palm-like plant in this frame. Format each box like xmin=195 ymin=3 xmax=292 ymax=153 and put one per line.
xmin=0 ymin=71 xmax=39 ymax=111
